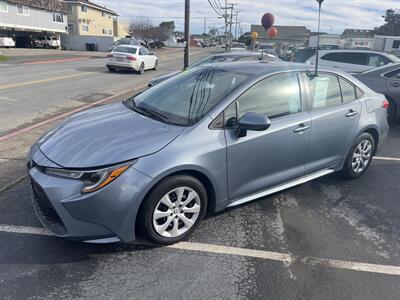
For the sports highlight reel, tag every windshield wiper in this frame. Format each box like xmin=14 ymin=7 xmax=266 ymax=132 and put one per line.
xmin=125 ymin=98 xmax=171 ymax=123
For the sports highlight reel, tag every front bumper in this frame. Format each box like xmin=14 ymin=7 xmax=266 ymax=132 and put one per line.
xmin=28 ymin=147 xmax=153 ymax=242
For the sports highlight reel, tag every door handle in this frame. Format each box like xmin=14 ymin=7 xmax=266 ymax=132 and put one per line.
xmin=293 ymin=123 xmax=311 ymax=133
xmin=391 ymin=82 xmax=400 ymax=87
xmin=346 ymin=110 xmax=358 ymax=117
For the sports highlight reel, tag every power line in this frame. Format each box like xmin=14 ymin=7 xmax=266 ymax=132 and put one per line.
xmin=207 ymin=0 xmax=223 ymax=17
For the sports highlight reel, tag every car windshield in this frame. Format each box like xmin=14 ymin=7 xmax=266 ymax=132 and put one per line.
xmin=113 ymin=46 xmax=137 ymax=54
xmin=131 ymin=67 xmax=250 ymax=125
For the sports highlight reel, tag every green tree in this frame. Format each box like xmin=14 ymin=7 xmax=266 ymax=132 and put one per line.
xmin=374 ymin=9 xmax=400 ymax=36
xmin=159 ymin=21 xmax=175 ymax=33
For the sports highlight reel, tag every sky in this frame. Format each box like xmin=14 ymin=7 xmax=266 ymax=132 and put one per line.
xmin=95 ymin=0 xmax=399 ymax=36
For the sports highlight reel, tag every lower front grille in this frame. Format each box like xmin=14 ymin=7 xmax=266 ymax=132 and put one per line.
xmin=30 ymin=178 xmax=67 ymax=236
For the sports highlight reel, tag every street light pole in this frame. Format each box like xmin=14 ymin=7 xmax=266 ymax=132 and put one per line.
xmin=315 ymin=0 xmax=324 ymax=76
xmin=184 ymin=0 xmax=190 ymax=69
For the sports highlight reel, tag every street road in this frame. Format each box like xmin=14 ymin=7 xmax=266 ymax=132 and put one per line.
xmin=0 ymin=47 xmax=214 ymax=136
xmin=0 ymin=48 xmax=400 ymax=299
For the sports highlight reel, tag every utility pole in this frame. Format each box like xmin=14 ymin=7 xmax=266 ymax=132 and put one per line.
xmin=315 ymin=0 xmax=324 ymax=76
xmin=229 ymin=4 xmax=233 ymax=42
xmin=184 ymin=0 xmax=190 ymax=69
xmin=235 ymin=10 xmax=239 ymax=39
xmin=224 ymin=0 xmax=228 ymax=51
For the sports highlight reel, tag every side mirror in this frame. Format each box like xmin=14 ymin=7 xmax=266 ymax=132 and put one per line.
xmin=236 ymin=112 xmax=271 ymax=138
xmin=149 ymin=52 xmax=154 ymax=55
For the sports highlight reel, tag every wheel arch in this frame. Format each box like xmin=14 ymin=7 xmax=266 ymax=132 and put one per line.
xmin=134 ymin=168 xmax=217 ymax=237
xmin=361 ymin=126 xmax=379 ymax=156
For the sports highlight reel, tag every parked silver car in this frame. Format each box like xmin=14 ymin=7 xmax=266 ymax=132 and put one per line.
xmin=354 ymin=63 xmax=400 ymax=122
xmin=28 ymin=62 xmax=389 ymax=245
xmin=307 ymin=50 xmax=400 ymax=73
xmin=148 ymin=51 xmax=281 ymax=87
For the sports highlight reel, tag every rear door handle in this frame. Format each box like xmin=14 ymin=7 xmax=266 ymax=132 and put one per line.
xmin=391 ymin=82 xmax=400 ymax=87
xmin=293 ymin=123 xmax=311 ymax=133
xmin=346 ymin=110 xmax=358 ymax=117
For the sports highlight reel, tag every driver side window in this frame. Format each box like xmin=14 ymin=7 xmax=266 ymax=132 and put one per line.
xmin=238 ymin=73 xmax=301 ymax=118
xmin=224 ymin=73 xmax=302 ymax=128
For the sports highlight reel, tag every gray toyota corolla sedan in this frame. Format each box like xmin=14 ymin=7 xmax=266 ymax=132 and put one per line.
xmin=28 ymin=62 xmax=389 ymax=245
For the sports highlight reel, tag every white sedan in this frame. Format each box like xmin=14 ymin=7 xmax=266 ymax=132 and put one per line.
xmin=106 ymin=45 xmax=158 ymax=74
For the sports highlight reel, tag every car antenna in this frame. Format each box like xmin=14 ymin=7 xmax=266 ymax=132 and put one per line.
xmin=314 ymin=0 xmax=325 ymax=77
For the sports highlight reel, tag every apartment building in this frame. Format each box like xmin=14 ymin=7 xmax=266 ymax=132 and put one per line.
xmin=0 ymin=0 xmax=70 ymax=47
xmin=61 ymin=0 xmax=118 ymax=51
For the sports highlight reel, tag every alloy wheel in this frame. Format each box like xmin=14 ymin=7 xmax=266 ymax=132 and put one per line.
xmin=152 ymin=187 xmax=201 ymax=238
xmin=351 ymin=139 xmax=372 ymax=174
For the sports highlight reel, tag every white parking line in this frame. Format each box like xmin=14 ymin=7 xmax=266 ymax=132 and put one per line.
xmin=1 ymin=224 xmax=400 ymax=276
xmin=374 ymin=156 xmax=400 ymax=162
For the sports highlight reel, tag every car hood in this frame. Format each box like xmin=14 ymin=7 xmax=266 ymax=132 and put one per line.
xmin=149 ymin=70 xmax=182 ymax=86
xmin=38 ymin=103 xmax=184 ymax=168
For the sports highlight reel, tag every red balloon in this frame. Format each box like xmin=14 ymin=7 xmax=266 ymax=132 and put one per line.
xmin=261 ymin=13 xmax=275 ymax=29
xmin=267 ymin=26 xmax=278 ymax=38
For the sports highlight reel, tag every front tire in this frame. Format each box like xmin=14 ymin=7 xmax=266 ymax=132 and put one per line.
xmin=107 ymin=66 xmax=116 ymax=72
xmin=341 ymin=133 xmax=375 ymax=179
xmin=139 ymin=175 xmax=207 ymax=245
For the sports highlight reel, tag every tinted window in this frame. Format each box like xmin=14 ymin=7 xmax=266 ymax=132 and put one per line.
xmin=368 ymin=54 xmax=391 ymax=67
xmin=322 ymin=52 xmax=368 ymax=65
xmin=393 ymin=40 xmax=400 ymax=49
xmin=384 ymin=68 xmax=400 ymax=79
xmin=339 ymin=77 xmax=356 ymax=102
xmin=133 ymin=68 xmax=250 ymax=125
xmin=308 ymin=74 xmax=342 ymax=109
xmin=113 ymin=46 xmax=137 ymax=54
xmin=237 ymin=73 xmax=301 ymax=119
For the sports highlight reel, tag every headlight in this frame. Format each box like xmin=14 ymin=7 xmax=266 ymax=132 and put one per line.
xmin=45 ymin=161 xmax=136 ymax=193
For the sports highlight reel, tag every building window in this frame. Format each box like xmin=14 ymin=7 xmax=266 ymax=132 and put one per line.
xmin=0 ymin=1 xmax=7 ymax=12
xmin=53 ymin=13 xmax=64 ymax=23
xmin=82 ymin=24 xmax=89 ymax=32
xmin=68 ymin=24 xmax=74 ymax=32
xmin=109 ymin=29 xmax=112 ymax=35
xmin=17 ymin=5 xmax=29 ymax=15
xmin=102 ymin=11 xmax=106 ymax=17
xmin=81 ymin=5 xmax=87 ymax=13
xmin=102 ymin=28 xmax=107 ymax=35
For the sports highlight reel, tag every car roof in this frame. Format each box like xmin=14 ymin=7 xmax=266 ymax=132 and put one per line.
xmin=213 ymin=51 xmax=259 ymax=58
xmin=200 ymin=61 xmax=344 ymax=77
xmin=360 ymin=62 xmax=400 ymax=74
xmin=317 ymin=49 xmax=391 ymax=55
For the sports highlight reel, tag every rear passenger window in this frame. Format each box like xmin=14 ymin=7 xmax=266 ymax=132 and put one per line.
xmin=237 ymin=73 xmax=301 ymax=119
xmin=308 ymin=74 xmax=342 ymax=109
xmin=339 ymin=77 xmax=356 ymax=102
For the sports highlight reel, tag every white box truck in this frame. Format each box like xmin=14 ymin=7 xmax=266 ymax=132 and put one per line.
xmin=372 ymin=36 xmax=400 ymax=57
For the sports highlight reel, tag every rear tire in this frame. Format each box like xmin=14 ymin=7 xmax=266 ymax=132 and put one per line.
xmin=138 ymin=63 xmax=145 ymax=74
xmin=153 ymin=60 xmax=158 ymax=70
xmin=138 ymin=175 xmax=207 ymax=245
xmin=341 ymin=133 xmax=375 ymax=179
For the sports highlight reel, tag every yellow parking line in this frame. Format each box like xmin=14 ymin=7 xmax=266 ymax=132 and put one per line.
xmin=0 ymin=72 xmax=93 ymax=90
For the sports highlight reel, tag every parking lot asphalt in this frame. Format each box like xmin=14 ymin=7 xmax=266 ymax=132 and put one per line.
xmin=0 ymin=48 xmax=400 ymax=299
